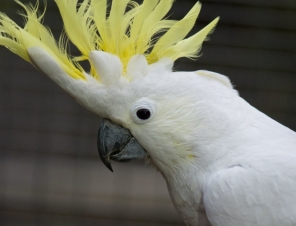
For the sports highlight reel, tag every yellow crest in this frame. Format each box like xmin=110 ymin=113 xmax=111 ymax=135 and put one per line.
xmin=0 ymin=0 xmax=219 ymax=80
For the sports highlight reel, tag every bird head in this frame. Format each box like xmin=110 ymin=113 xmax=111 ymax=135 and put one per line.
xmin=0 ymin=0 xmax=221 ymax=173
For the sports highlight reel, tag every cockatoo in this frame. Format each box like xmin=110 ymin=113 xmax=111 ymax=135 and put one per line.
xmin=1 ymin=0 xmax=296 ymax=225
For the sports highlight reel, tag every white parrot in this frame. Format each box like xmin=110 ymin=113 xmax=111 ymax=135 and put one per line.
xmin=1 ymin=0 xmax=296 ymax=225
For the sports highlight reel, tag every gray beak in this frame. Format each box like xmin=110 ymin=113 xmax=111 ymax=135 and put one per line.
xmin=97 ymin=119 xmax=147 ymax=172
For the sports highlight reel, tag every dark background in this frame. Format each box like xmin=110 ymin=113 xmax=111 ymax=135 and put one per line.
xmin=0 ymin=0 xmax=295 ymax=225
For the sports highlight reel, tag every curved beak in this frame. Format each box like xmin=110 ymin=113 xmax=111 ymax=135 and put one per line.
xmin=97 ymin=119 xmax=147 ymax=172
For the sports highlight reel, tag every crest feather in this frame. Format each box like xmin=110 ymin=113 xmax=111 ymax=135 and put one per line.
xmin=159 ymin=17 xmax=220 ymax=60
xmin=149 ymin=2 xmax=202 ymax=60
xmin=54 ymin=0 xmax=96 ymax=60
xmin=0 ymin=0 xmax=219 ymax=82
xmin=54 ymin=0 xmax=219 ymax=71
xmin=89 ymin=51 xmax=122 ymax=85
xmin=0 ymin=0 xmax=85 ymax=79
xmin=126 ymin=55 xmax=149 ymax=81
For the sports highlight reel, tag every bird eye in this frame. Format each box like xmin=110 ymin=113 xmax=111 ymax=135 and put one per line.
xmin=136 ymin=108 xmax=151 ymax=120
xmin=131 ymin=99 xmax=156 ymax=124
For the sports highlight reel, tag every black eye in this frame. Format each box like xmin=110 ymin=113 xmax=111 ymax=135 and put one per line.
xmin=131 ymin=101 xmax=155 ymax=124
xmin=136 ymin=108 xmax=151 ymax=120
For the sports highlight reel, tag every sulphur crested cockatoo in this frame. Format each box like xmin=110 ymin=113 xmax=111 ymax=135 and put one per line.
xmin=1 ymin=0 xmax=296 ymax=225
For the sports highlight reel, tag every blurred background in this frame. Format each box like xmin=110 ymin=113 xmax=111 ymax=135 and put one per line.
xmin=0 ymin=0 xmax=295 ymax=225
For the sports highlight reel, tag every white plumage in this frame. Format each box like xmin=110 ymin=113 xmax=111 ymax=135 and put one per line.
xmin=1 ymin=1 xmax=296 ymax=225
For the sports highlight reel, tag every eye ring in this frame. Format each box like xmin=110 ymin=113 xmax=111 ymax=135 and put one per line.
xmin=131 ymin=100 xmax=156 ymax=124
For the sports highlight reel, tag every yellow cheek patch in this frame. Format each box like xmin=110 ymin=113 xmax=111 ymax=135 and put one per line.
xmin=188 ymin=154 xmax=196 ymax=159
xmin=174 ymin=142 xmax=180 ymax=146
xmin=173 ymin=142 xmax=196 ymax=160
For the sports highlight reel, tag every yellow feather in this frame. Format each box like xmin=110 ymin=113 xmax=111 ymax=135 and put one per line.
xmin=129 ymin=0 xmax=159 ymax=44
xmin=0 ymin=14 xmax=29 ymax=61
xmin=0 ymin=0 xmax=85 ymax=80
xmin=0 ymin=0 xmax=219 ymax=80
xmin=108 ymin=0 xmax=130 ymax=55
xmin=149 ymin=2 xmax=201 ymax=62
xmin=159 ymin=17 xmax=220 ymax=61
xmin=135 ymin=0 xmax=174 ymax=57
xmin=91 ymin=0 xmax=107 ymax=48
xmin=54 ymin=0 xmax=96 ymax=59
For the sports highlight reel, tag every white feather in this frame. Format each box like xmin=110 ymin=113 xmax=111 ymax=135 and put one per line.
xmin=89 ymin=50 xmax=123 ymax=85
xmin=126 ymin=54 xmax=149 ymax=81
xmin=120 ymin=66 xmax=296 ymax=226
